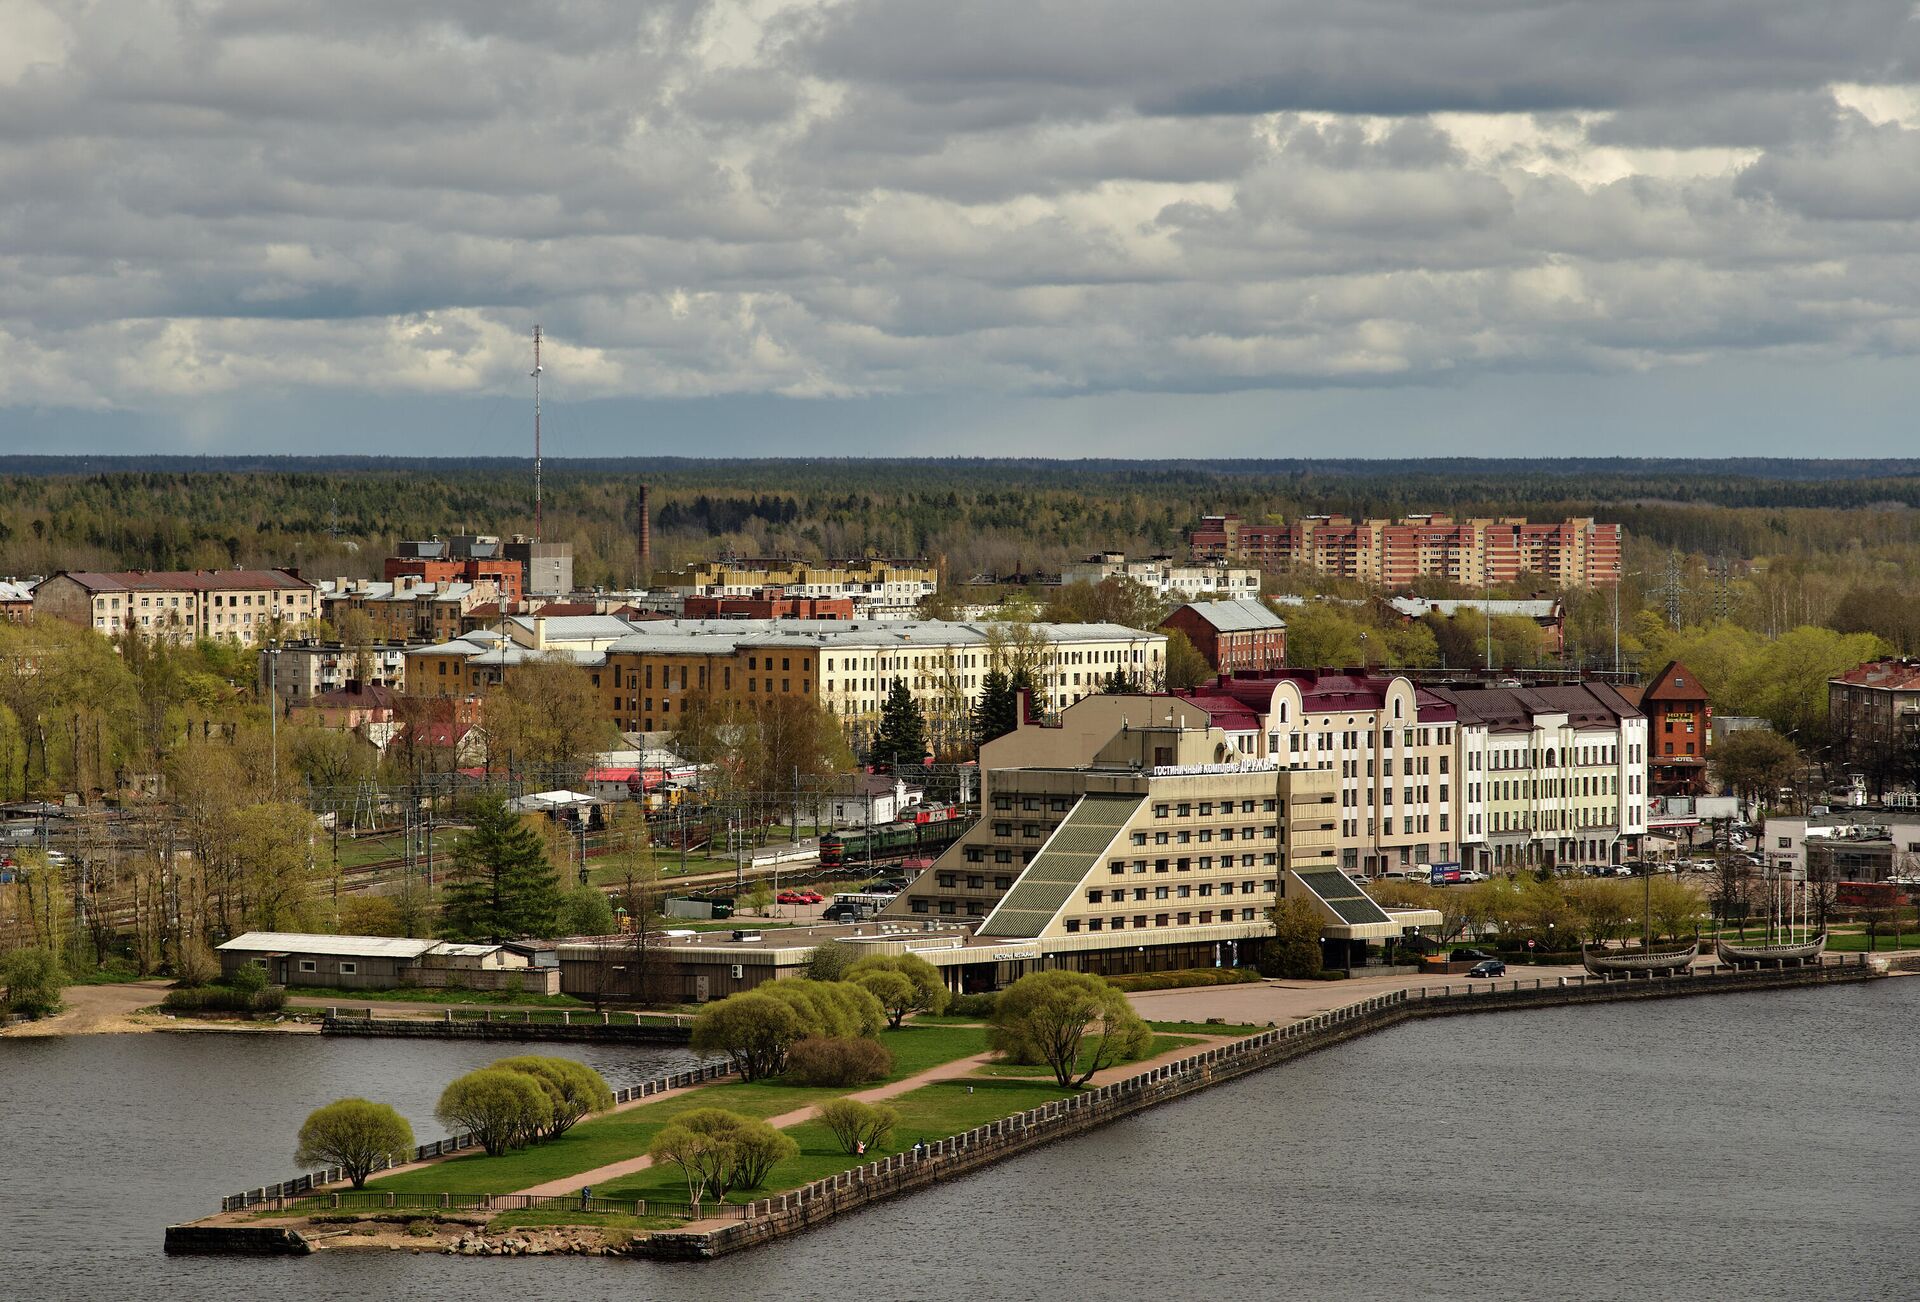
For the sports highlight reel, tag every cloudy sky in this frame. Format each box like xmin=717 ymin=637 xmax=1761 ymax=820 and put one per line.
xmin=7 ymin=0 xmax=1920 ymax=458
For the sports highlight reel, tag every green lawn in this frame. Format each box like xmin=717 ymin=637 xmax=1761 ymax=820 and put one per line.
xmin=969 ymin=1033 xmax=1197 ymax=1078
xmin=371 ymin=1023 xmax=990 ymax=1195
xmin=594 ymin=1077 xmax=1077 ymax=1205
xmin=1144 ymin=1020 xmax=1265 ymax=1036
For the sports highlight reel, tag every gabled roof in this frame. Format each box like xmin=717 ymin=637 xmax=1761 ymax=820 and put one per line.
xmin=1166 ymin=600 xmax=1286 ymax=633
xmin=51 ymin=568 xmax=313 ymax=593
xmin=1641 ymin=660 xmax=1708 ymax=704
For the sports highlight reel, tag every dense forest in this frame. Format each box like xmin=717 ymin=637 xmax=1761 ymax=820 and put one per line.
xmin=3 ymin=456 xmax=1920 ymax=656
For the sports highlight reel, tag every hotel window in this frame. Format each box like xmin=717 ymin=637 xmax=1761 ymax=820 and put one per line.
xmin=994 ymin=876 xmax=1013 ymax=889
xmin=967 ymin=875 xmax=984 ymax=890
xmin=937 ymin=872 xmax=957 ymax=888
xmin=995 ymin=850 xmax=1012 ymax=863
xmin=1155 ymin=914 xmax=1170 ymax=927
xmin=1064 ymin=919 xmax=1081 ymax=934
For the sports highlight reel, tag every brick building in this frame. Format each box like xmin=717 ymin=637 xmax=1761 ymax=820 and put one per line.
xmin=1188 ymin=513 xmax=1621 ymax=589
xmin=1620 ymin=660 xmax=1710 ymax=797
xmin=1160 ymin=600 xmax=1288 ymax=673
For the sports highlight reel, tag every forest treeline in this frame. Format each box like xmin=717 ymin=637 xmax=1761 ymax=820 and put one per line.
xmin=4 ymin=458 xmax=1920 ymax=654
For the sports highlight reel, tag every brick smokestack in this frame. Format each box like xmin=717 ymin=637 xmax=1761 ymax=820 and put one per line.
xmin=637 ymin=483 xmax=652 ymax=585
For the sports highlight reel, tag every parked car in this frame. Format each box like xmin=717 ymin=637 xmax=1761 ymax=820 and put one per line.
xmin=1457 ymin=869 xmax=1489 ymax=883
xmin=1465 ymin=959 xmax=1508 ymax=978
xmin=1452 ymin=948 xmax=1499 ymax=964
xmin=776 ymin=890 xmax=809 ymax=905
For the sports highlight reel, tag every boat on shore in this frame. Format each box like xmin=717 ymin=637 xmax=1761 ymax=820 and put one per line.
xmin=1715 ymin=932 xmax=1827 ymax=966
xmin=1582 ymin=940 xmax=1698 ymax=976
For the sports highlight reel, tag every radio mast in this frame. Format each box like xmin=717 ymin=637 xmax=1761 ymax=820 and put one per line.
xmin=531 ymin=324 xmax=543 ymax=541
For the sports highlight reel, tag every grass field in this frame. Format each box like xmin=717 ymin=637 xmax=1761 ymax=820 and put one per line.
xmin=593 ymin=1076 xmax=1077 ymax=1205
xmin=970 ymin=1033 xmax=1198 ymax=1078
xmin=1144 ymin=1020 xmax=1265 ymax=1036
xmin=370 ymin=1023 xmax=991 ymax=1195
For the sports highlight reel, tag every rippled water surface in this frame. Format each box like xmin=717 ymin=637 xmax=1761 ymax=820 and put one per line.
xmin=4 ymin=982 xmax=1914 ymax=1302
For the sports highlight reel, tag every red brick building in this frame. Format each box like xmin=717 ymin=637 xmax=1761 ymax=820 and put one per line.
xmin=1621 ymin=660 xmax=1710 ymax=796
xmin=1188 ymin=513 xmax=1621 ymax=589
xmin=1159 ymin=600 xmax=1288 ymax=674
xmin=680 ymin=591 xmax=855 ymax=620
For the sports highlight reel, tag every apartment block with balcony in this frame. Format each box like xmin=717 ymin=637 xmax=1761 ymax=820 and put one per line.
xmin=1188 ymin=513 xmax=1622 ymax=589
xmin=1828 ymin=658 xmax=1920 ymax=777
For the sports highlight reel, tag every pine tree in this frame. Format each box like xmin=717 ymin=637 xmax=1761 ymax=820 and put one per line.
xmin=972 ymin=669 xmax=1012 ymax=747
xmin=872 ymin=678 xmax=927 ymax=768
xmin=440 ymin=795 xmax=562 ymax=942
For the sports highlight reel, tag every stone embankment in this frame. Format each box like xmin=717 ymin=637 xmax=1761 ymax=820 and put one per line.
xmin=171 ymin=956 xmax=1888 ymax=1262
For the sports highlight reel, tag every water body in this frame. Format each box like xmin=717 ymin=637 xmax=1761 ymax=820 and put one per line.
xmin=4 ymin=982 xmax=1914 ymax=1302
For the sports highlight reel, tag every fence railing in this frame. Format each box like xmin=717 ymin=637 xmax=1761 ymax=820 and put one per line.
xmin=219 ymin=1058 xmax=734 ymax=1212
xmin=323 ymin=1006 xmax=690 ymax=1028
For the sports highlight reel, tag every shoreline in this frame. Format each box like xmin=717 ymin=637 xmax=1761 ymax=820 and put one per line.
xmin=165 ymin=954 xmax=1894 ymax=1261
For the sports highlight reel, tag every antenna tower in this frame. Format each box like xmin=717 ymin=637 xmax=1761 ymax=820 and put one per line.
xmin=531 ymin=324 xmax=544 ymax=542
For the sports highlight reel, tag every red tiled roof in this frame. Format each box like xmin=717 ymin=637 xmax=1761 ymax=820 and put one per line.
xmin=1832 ymin=659 xmax=1920 ymax=692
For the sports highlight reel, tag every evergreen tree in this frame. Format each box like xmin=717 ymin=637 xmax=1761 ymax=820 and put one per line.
xmin=972 ymin=668 xmax=1013 ymax=746
xmin=873 ymin=677 xmax=927 ymax=768
xmin=440 ymin=794 xmax=561 ymax=942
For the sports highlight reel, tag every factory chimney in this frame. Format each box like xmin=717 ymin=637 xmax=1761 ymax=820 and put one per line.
xmin=636 ymin=483 xmax=652 ymax=586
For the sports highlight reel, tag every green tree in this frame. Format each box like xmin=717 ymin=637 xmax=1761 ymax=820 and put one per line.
xmin=1283 ymin=603 xmax=1368 ymax=668
xmin=558 ymin=886 xmax=615 ymax=937
xmin=972 ymin=669 xmax=1016 ymax=746
xmin=1260 ymin=896 xmax=1324 ymax=979
xmin=817 ymin=1099 xmax=899 ymax=1155
xmin=691 ymin=991 xmax=806 ymax=1081
xmin=649 ymin=1108 xmax=795 ymax=1207
xmin=1161 ymin=628 xmax=1212 ymax=689
xmin=848 ymin=952 xmax=950 ymax=1028
xmin=493 ymin=1056 xmax=614 ymax=1138
xmin=873 ymin=678 xmax=927 ymax=767
xmin=987 ymin=970 xmax=1153 ymax=1088
xmin=434 ymin=1067 xmax=553 ymax=1156
xmin=0 ymin=946 xmax=65 ymax=1019
xmin=293 ymin=1098 xmax=415 ymax=1189
xmin=1711 ymin=729 xmax=1799 ymax=808
xmin=439 ymin=795 xmax=561 ymax=942
xmin=805 ymin=938 xmax=860 ymax=983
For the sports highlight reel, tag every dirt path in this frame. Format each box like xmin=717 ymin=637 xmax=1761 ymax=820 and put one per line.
xmin=3 ymin=982 xmax=171 ymax=1036
xmin=513 ymin=1049 xmax=999 ymax=1197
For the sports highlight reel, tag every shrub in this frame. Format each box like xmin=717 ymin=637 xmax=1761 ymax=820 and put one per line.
xmin=758 ymin=978 xmax=886 ymax=1039
xmin=228 ymin=963 xmax=270 ymax=995
xmin=817 ymin=1099 xmax=899 ymax=1155
xmin=946 ymin=992 xmax=999 ymax=1018
xmin=1259 ymin=898 xmax=1325 ymax=979
xmin=784 ymin=1036 xmax=894 ymax=1086
xmin=805 ymin=939 xmax=860 ymax=982
xmin=434 ymin=1068 xmax=553 ymax=1156
xmin=294 ymin=1098 xmax=415 ymax=1189
xmin=0 ymin=946 xmax=65 ymax=1019
xmin=170 ymin=939 xmax=219 ymax=988
xmin=161 ymin=985 xmax=287 ymax=1014
xmin=1103 ymin=967 xmax=1263 ymax=993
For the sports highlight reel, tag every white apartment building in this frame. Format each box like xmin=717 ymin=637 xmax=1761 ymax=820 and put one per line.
xmin=1059 ymin=553 xmax=1261 ymax=601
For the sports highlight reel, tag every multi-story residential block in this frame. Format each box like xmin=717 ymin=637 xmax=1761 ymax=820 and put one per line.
xmin=1620 ymin=660 xmax=1710 ymax=796
xmin=669 ymin=558 xmax=937 ymax=620
xmin=1828 ymin=658 xmax=1920 ymax=776
xmin=505 ymin=537 xmax=573 ymax=596
xmin=259 ymin=637 xmax=410 ymax=702
xmin=1159 ymin=600 xmax=1288 ymax=673
xmin=1189 ymin=513 xmax=1622 ymax=588
xmin=1165 ymin=669 xmax=1646 ymax=875
xmin=1058 ymin=553 xmax=1261 ymax=601
xmin=405 ymin=615 xmax=1166 ymax=756
xmin=880 ymin=694 xmax=1439 ymax=972
xmin=33 ymin=568 xmax=319 ymax=643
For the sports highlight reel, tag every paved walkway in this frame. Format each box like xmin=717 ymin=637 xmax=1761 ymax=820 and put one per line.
xmin=1123 ymin=964 xmax=1587 ymax=1026
xmin=515 ymin=1048 xmax=1000 ymax=1196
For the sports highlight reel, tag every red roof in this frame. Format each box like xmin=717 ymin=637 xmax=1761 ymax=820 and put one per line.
xmin=1832 ymin=658 xmax=1920 ymax=692
xmin=58 ymin=568 xmax=312 ymax=593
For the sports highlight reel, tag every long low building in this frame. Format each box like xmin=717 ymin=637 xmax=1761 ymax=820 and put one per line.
xmin=407 ymin=614 xmax=1167 ymax=755
xmin=218 ymin=932 xmax=559 ymax=994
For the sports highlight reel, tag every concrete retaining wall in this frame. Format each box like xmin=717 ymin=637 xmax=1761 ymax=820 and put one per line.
xmin=639 ymin=956 xmax=1884 ymax=1260
xmin=320 ymin=1016 xmax=692 ymax=1045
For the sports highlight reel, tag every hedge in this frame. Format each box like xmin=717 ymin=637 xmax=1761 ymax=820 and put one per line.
xmin=161 ymin=986 xmax=288 ymax=1014
xmin=1103 ymin=967 xmax=1264 ymax=993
